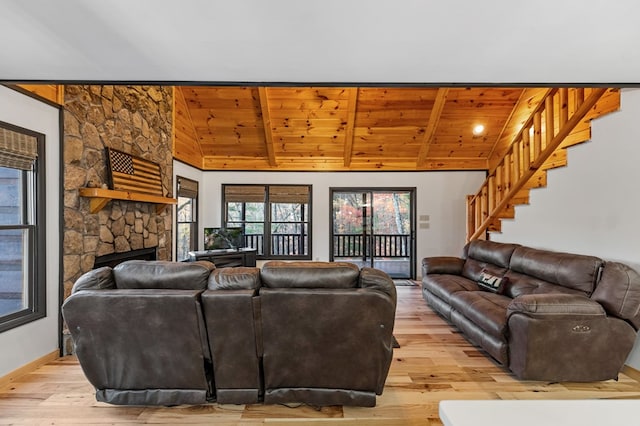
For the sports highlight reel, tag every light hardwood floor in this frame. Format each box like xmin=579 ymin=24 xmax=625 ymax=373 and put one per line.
xmin=2 ymin=285 xmax=640 ymax=425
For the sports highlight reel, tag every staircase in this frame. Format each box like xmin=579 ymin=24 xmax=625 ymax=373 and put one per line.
xmin=466 ymin=88 xmax=620 ymax=241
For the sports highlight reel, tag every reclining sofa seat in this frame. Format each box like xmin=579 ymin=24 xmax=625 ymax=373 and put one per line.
xmin=201 ymin=266 xmax=263 ymax=404
xmin=258 ymin=261 xmax=397 ymax=407
xmin=62 ymin=260 xmax=215 ymax=405
xmin=421 ymin=240 xmax=640 ymax=382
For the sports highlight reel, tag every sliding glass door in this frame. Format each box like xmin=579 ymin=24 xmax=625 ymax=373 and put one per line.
xmin=330 ymin=188 xmax=415 ymax=279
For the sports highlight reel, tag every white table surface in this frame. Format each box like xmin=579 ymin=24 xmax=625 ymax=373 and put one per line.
xmin=439 ymin=400 xmax=640 ymax=426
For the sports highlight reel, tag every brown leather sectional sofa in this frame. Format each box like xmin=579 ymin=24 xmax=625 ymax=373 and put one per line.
xmin=62 ymin=260 xmax=396 ymax=407
xmin=422 ymin=240 xmax=640 ymax=382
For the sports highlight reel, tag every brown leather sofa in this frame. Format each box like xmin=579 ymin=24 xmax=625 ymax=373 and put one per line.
xmin=421 ymin=240 xmax=640 ymax=382
xmin=62 ymin=260 xmax=396 ymax=407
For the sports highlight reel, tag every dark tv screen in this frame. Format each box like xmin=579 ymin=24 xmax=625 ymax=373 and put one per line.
xmin=204 ymin=227 xmax=244 ymax=250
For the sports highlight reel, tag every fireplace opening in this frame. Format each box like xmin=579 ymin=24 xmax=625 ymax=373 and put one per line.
xmin=93 ymin=247 xmax=157 ymax=269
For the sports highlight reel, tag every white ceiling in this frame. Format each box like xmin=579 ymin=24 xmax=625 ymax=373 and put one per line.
xmin=2 ymin=0 xmax=640 ymax=84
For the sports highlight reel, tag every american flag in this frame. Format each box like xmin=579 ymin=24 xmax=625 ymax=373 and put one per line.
xmin=107 ymin=148 xmax=164 ymax=196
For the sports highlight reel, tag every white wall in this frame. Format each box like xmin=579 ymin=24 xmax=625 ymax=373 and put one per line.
xmin=492 ymin=88 xmax=640 ymax=369
xmin=0 ymin=86 xmax=60 ymax=377
xmin=196 ymin=170 xmax=485 ymax=275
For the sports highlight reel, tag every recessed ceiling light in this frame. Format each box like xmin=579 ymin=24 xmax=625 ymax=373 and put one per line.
xmin=473 ymin=124 xmax=485 ymax=136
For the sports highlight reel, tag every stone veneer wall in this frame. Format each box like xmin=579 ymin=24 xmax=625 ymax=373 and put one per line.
xmin=62 ymin=85 xmax=173 ymax=299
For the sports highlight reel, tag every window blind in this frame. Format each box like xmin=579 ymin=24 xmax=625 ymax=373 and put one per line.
xmin=177 ymin=176 xmax=198 ymax=199
xmin=224 ymin=185 xmax=266 ymax=203
xmin=269 ymin=185 xmax=310 ymax=204
xmin=0 ymin=127 xmax=38 ymax=170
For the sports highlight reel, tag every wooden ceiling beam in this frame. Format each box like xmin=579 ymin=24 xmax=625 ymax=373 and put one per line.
xmin=342 ymin=88 xmax=359 ymax=167
xmin=202 ymin=155 xmax=487 ymax=171
xmin=258 ymin=87 xmax=278 ymax=167
xmin=416 ymin=88 xmax=449 ymax=168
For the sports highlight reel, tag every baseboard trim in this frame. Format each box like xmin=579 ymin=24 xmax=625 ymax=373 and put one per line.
xmin=621 ymin=364 xmax=640 ymax=382
xmin=0 ymin=350 xmax=59 ymax=390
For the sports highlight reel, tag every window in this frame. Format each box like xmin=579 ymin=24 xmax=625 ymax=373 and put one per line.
xmin=175 ymin=176 xmax=198 ymax=261
xmin=0 ymin=122 xmax=45 ymax=333
xmin=223 ymin=184 xmax=311 ymax=259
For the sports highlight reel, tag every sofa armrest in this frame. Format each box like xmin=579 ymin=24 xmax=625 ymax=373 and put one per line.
xmin=507 ymin=293 xmax=635 ymax=381
xmin=508 ymin=294 xmax=606 ymax=318
xmin=421 ymin=257 xmax=465 ymax=276
xmin=71 ymin=267 xmax=115 ymax=293
xmin=359 ymin=267 xmax=397 ymax=305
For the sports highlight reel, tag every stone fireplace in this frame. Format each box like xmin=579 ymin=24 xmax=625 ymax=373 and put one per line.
xmin=93 ymin=247 xmax=158 ymax=269
xmin=62 ymin=85 xmax=174 ymax=300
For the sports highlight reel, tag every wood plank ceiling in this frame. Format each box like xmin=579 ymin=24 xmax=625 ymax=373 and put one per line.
xmin=173 ymin=86 xmax=543 ymax=171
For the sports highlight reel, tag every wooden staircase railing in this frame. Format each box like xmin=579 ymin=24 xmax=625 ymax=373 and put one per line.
xmin=466 ymin=87 xmax=608 ymax=241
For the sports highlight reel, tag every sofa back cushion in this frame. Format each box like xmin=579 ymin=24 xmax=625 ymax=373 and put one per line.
xmin=113 ymin=260 xmax=214 ymax=290
xmin=591 ymin=262 xmax=640 ymax=328
xmin=208 ymin=267 xmax=261 ymax=290
xmin=509 ymin=247 xmax=603 ymax=294
xmin=502 ymin=270 xmax=588 ymax=299
xmin=462 ymin=240 xmax=520 ymax=282
xmin=261 ymin=261 xmax=359 ymax=289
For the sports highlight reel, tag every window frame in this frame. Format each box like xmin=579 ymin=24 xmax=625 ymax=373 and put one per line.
xmin=175 ymin=176 xmax=199 ymax=262
xmin=222 ymin=184 xmax=312 ymax=260
xmin=0 ymin=121 xmax=46 ymax=333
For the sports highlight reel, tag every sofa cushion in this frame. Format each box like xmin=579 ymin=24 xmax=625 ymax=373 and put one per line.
xmin=422 ymin=275 xmax=480 ymax=304
xmin=208 ymin=267 xmax=261 ymax=290
xmin=502 ymin=270 xmax=587 ymax=299
xmin=113 ymin=260 xmax=214 ymax=290
xmin=509 ymin=246 xmax=603 ymax=294
xmin=261 ymin=261 xmax=360 ymax=289
xmin=462 ymin=239 xmax=519 ymax=282
xmin=450 ymin=310 xmax=509 ymax=364
xmin=466 ymin=240 xmax=521 ymax=268
xmin=449 ymin=291 xmax=511 ymax=338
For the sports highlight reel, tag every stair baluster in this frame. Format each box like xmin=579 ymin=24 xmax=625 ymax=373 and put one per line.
xmin=466 ymin=88 xmax=608 ymax=241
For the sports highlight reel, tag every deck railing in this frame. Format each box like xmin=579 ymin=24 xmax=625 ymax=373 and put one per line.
xmin=333 ymin=233 xmax=411 ymax=258
xmin=244 ymin=233 xmax=308 ymax=256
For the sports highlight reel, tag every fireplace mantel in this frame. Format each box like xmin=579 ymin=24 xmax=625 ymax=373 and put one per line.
xmin=79 ymin=187 xmax=177 ymax=213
